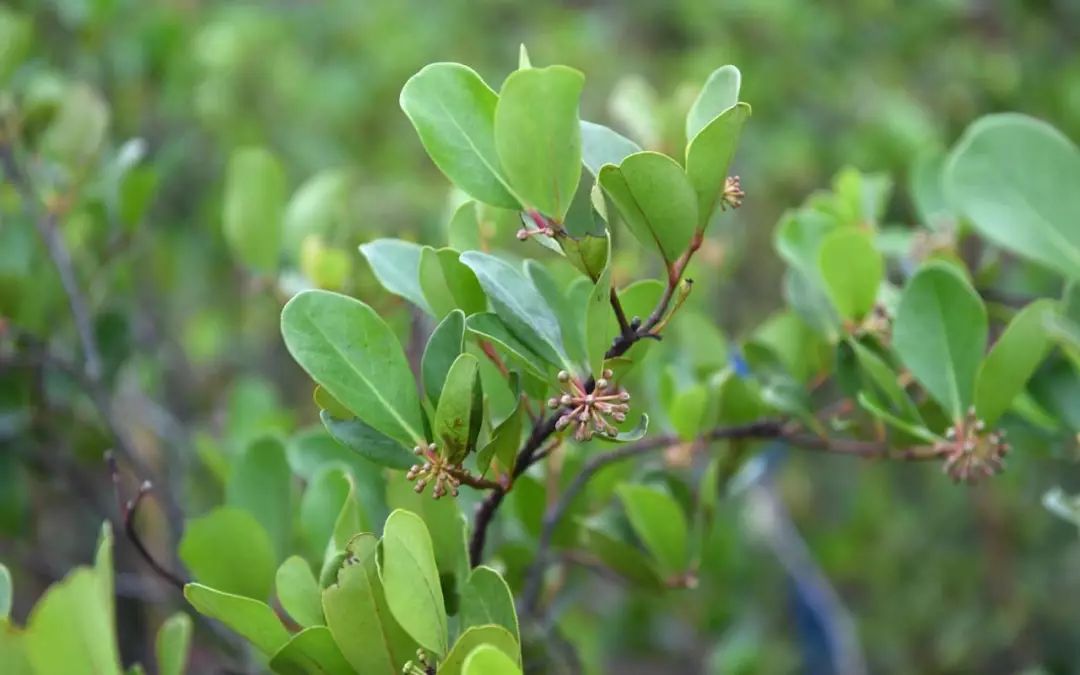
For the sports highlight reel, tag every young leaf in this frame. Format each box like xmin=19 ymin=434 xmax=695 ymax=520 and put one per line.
xmin=438 ymin=625 xmax=521 ymax=675
xmin=223 ymin=146 xmax=285 ymax=273
xmin=818 ymin=229 xmax=883 ymax=322
xmin=434 ymin=353 xmax=483 ymax=463
xmin=460 ymin=567 xmax=520 ymax=644
xmin=179 ymin=507 xmax=276 ymax=600
xmin=974 ymin=299 xmax=1057 ymax=426
xmin=419 ymin=247 xmax=486 ymax=319
xmin=282 ymin=290 xmax=426 ymax=448
xmin=155 ymin=613 xmax=192 ymax=675
xmin=463 ymin=644 xmax=524 ymax=675
xmin=617 ymin=484 xmax=689 ymax=577
xmin=599 ymin=151 xmax=699 ymax=263
xmin=685 ymin=103 xmax=750 ymax=225
xmin=476 ymin=404 xmax=522 ymax=475
xmin=359 ymin=239 xmax=432 ymax=314
xmin=183 ymin=584 xmax=289 ymax=656
xmin=323 ymin=534 xmax=417 ymax=675
xmin=495 ymin=65 xmax=584 ymax=221
xmin=580 ymin=121 xmax=642 ymax=176
xmin=460 ymin=252 xmax=572 ymax=371
xmin=583 ymin=239 xmax=615 ymax=377
xmin=686 ymin=65 xmax=741 ymax=142
xmin=320 ymin=411 xmax=416 ymax=469
xmin=227 ymin=436 xmax=292 ymax=562
xmin=594 ymin=413 xmax=650 ymax=444
xmin=893 ymin=262 xmax=987 ymax=420
xmin=276 ymin=556 xmax=324 ymax=628
xmin=945 ymin=113 xmax=1080 ymax=280
xmin=400 ymin=63 xmax=520 ymax=209
xmin=381 ymin=509 xmax=449 ymax=655
xmin=268 ymin=626 xmax=354 ymax=675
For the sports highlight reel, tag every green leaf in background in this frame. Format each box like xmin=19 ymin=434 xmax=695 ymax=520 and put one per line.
xmin=183 ymin=584 xmax=288 ymax=656
xmin=0 ymin=563 xmax=10 ymax=619
xmin=578 ymin=519 xmax=664 ymax=589
xmin=359 ymin=239 xmax=433 ymax=313
xmin=460 ymin=567 xmax=519 ymax=644
xmin=495 ymin=65 xmax=584 ymax=221
xmin=463 ymin=643 xmax=524 ymax=675
xmin=282 ymin=168 xmax=354 ymax=256
xmin=685 ymin=103 xmax=750 ymax=225
xmin=422 ymin=309 xmax=466 ymax=405
xmin=41 ymin=83 xmax=109 ymax=166
xmin=434 ymin=353 xmax=483 ymax=464
xmin=583 ymin=241 xmax=615 ymax=377
xmin=945 ymin=113 xmax=1080 ymax=280
xmin=599 ymin=151 xmax=699 ymax=263
xmin=268 ymin=626 xmax=354 ymax=675
xmin=460 ymin=252 xmax=571 ymax=371
xmin=400 ymin=63 xmax=520 ymax=209
xmin=580 ymin=121 xmax=642 ymax=176
xmin=476 ymin=404 xmax=522 ymax=475
xmin=154 ymin=613 xmax=191 ymax=675
xmin=668 ymin=384 xmax=708 ymax=441
xmin=419 ymin=247 xmax=486 ymax=319
xmin=276 ymin=556 xmax=324 ymax=628
xmin=222 ymin=146 xmax=286 ymax=273
xmin=893 ymin=262 xmax=987 ymax=420
xmin=465 ymin=312 xmax=550 ymax=378
xmin=381 ymin=509 xmax=449 ymax=655
xmin=227 ymin=436 xmax=292 ymax=561
xmin=617 ymin=484 xmax=689 ymax=577
xmin=439 ymin=625 xmax=521 ymax=675
xmin=25 ymin=524 xmax=119 ymax=675
xmin=179 ymin=507 xmax=276 ymax=600
xmin=0 ymin=7 xmax=31 ymax=84
xmin=817 ymin=229 xmax=883 ymax=323
xmin=848 ymin=340 xmax=922 ymax=424
xmin=323 ymin=534 xmax=416 ymax=675
xmin=783 ymin=268 xmax=842 ymax=342
xmin=282 ymin=290 xmax=426 ymax=448
xmin=686 ymin=65 xmax=741 ymax=141
xmin=909 ymin=149 xmax=953 ymax=230
xmin=974 ymin=299 xmax=1057 ymax=426
xmin=320 ymin=410 xmax=416 ymax=469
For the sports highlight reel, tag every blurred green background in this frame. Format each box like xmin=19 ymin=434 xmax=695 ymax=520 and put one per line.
xmin=2 ymin=0 xmax=1080 ymax=672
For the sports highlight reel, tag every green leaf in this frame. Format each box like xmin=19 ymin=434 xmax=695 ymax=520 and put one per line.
xmin=183 ymin=584 xmax=288 ymax=656
xmin=685 ymin=103 xmax=750 ymax=225
xmin=422 ymin=309 xmax=466 ymax=405
xmin=460 ymin=567 xmax=519 ymax=644
xmin=465 ymin=313 xmax=550 ymax=378
xmin=686 ymin=65 xmax=741 ymax=142
xmin=419 ymin=247 xmax=486 ymax=319
xmin=223 ymin=146 xmax=285 ymax=273
xmin=179 ymin=507 xmax=276 ymax=600
xmin=599 ymin=152 xmax=698 ymax=263
xmin=227 ymin=436 xmax=292 ymax=561
xmin=42 ymin=83 xmax=109 ymax=166
xmin=893 ymin=263 xmax=987 ymax=420
xmin=320 ymin=411 xmax=415 ymax=469
xmin=945 ymin=113 xmax=1080 ymax=280
xmin=476 ymin=405 xmax=522 ymax=475
xmin=583 ymin=242 xmax=615 ymax=377
xmin=276 ymin=556 xmax=324 ymax=628
xmin=856 ymin=393 xmax=940 ymax=444
xmin=525 ymin=261 xmax=588 ymax=371
xmin=495 ymin=65 xmax=584 ymax=221
xmin=594 ymin=413 xmax=650 ymax=444
xmin=154 ymin=613 xmax=192 ymax=675
xmin=439 ymin=625 xmax=521 ymax=675
xmin=323 ymin=535 xmax=416 ymax=675
xmin=301 ymin=469 xmax=356 ymax=564
xmin=381 ymin=509 xmax=448 ymax=655
xmin=463 ymin=644 xmax=524 ymax=675
xmin=282 ymin=290 xmax=426 ymax=447
xmin=358 ymin=239 xmax=432 ymax=313
xmin=617 ymin=484 xmax=689 ymax=577
xmin=0 ymin=563 xmax=10 ymax=620
xmin=434 ymin=353 xmax=483 ymax=464
xmin=974 ymin=299 xmax=1057 ymax=426
xmin=848 ymin=340 xmax=922 ymax=424
xmin=580 ymin=121 xmax=642 ymax=176
xmin=460 ymin=252 xmax=571 ymax=371
xmin=578 ymin=519 xmax=664 ymax=589
xmin=400 ymin=63 xmax=520 ymax=209
xmin=283 ymin=169 xmax=354 ymax=255
xmin=669 ymin=384 xmax=708 ymax=441
xmin=385 ymin=482 xmax=469 ymax=581
xmin=818 ymin=229 xmax=883 ymax=322
xmin=269 ymin=626 xmax=355 ymax=675
xmin=559 ymin=232 xmax=609 ymax=282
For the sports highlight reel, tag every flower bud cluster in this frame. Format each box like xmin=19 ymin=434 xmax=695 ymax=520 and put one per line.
xmin=937 ymin=407 xmax=1010 ymax=484
xmin=548 ymin=369 xmax=631 ymax=442
xmin=406 ymin=443 xmax=466 ymax=499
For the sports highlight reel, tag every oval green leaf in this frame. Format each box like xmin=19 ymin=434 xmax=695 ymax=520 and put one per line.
xmin=974 ymin=299 xmax=1057 ymax=426
xmin=381 ymin=509 xmax=448 ymax=655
